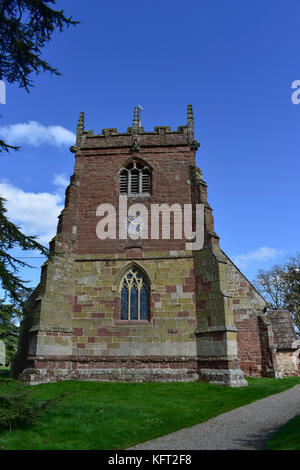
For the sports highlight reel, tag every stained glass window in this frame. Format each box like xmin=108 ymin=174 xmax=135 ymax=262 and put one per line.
xmin=130 ymin=286 xmax=138 ymax=320
xmin=120 ymin=286 xmax=128 ymax=320
xmin=120 ymin=267 xmax=149 ymax=320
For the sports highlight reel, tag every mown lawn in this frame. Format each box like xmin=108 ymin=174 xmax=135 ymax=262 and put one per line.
xmin=0 ymin=375 xmax=300 ymax=450
xmin=265 ymin=415 xmax=300 ymax=450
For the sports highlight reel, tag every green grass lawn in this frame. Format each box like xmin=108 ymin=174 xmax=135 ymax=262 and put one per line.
xmin=0 ymin=375 xmax=300 ymax=450
xmin=265 ymin=415 xmax=300 ymax=450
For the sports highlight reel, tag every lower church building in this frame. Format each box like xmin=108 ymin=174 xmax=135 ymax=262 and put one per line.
xmin=11 ymin=106 xmax=300 ymax=386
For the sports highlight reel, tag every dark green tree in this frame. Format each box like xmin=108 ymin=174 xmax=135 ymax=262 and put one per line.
xmin=283 ymin=255 xmax=300 ymax=334
xmin=0 ymin=196 xmax=48 ymax=303
xmin=0 ymin=0 xmax=78 ymax=92
xmin=0 ymin=302 xmax=21 ymax=365
xmin=0 ymin=0 xmax=78 ymax=304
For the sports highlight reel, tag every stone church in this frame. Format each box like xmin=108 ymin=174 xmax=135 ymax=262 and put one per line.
xmin=11 ymin=106 xmax=300 ymax=386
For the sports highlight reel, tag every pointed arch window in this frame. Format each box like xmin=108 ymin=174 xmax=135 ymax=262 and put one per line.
xmin=119 ymin=161 xmax=151 ymax=196
xmin=120 ymin=267 xmax=149 ymax=320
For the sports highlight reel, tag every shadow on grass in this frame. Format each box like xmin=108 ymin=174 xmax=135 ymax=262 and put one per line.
xmin=0 ymin=368 xmax=10 ymax=379
xmin=264 ymin=415 xmax=300 ymax=450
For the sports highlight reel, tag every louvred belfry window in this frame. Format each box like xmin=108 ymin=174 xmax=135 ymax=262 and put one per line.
xmin=120 ymin=267 xmax=149 ymax=321
xmin=119 ymin=171 xmax=128 ymax=193
xmin=119 ymin=161 xmax=151 ymax=195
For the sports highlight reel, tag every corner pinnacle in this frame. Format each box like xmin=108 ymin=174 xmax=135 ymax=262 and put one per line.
xmin=77 ymin=111 xmax=84 ymax=132
xmin=76 ymin=111 xmax=85 ymax=147
xmin=133 ymin=106 xmax=143 ymax=130
xmin=187 ymin=104 xmax=194 ymax=133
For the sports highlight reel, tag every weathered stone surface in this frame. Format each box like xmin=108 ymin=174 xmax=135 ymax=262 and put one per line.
xmin=198 ymin=368 xmax=248 ymax=387
xmin=265 ymin=310 xmax=300 ymax=376
xmin=11 ymin=106 xmax=299 ymax=385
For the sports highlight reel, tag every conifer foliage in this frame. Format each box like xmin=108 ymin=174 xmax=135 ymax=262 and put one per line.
xmin=0 ymin=302 xmax=20 ymax=365
xmin=0 ymin=196 xmax=49 ymax=303
xmin=0 ymin=0 xmax=78 ymax=92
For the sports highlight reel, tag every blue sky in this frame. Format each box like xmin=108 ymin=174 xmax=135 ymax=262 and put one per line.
xmin=1 ymin=0 xmax=300 ymax=294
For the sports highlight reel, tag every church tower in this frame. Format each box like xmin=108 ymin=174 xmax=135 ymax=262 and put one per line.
xmin=12 ymin=105 xmax=252 ymax=386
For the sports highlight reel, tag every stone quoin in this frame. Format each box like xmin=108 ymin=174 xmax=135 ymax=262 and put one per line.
xmin=11 ymin=106 xmax=300 ymax=385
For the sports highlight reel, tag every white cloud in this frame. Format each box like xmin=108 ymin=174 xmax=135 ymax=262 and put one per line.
xmin=53 ymin=174 xmax=69 ymax=188
xmin=233 ymin=246 xmax=285 ymax=269
xmin=0 ymin=181 xmax=64 ymax=245
xmin=0 ymin=121 xmax=76 ymax=147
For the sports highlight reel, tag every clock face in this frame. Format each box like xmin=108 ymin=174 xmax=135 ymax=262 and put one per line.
xmin=127 ymin=215 xmax=143 ymax=236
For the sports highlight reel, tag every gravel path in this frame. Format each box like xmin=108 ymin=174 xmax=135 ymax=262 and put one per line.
xmin=130 ymin=384 xmax=300 ymax=450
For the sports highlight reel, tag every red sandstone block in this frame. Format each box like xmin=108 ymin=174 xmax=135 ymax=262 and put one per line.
xmin=153 ymin=293 xmax=161 ymax=301
xmin=184 ymin=277 xmax=194 ymax=285
xmin=77 ymin=343 xmax=86 ymax=349
xmin=113 ymin=298 xmax=120 ymax=319
xmin=183 ymin=285 xmax=194 ymax=293
xmin=213 ymin=332 xmax=224 ymax=341
xmin=97 ymin=328 xmax=128 ymax=337
xmin=113 ymin=311 xmax=119 ymax=320
xmin=97 ymin=328 xmax=111 ymax=336
xmin=67 ymin=295 xmax=77 ymax=305
xmin=35 ymin=361 xmax=44 ymax=368
xmin=73 ymin=328 xmax=83 ymax=336
xmin=88 ymin=337 xmax=95 ymax=343
xmin=126 ymin=248 xmax=142 ymax=258
xmin=92 ymin=313 xmax=105 ymax=318
xmin=73 ymin=305 xmax=82 ymax=313
xmin=196 ymin=300 xmax=206 ymax=309
xmin=170 ymin=362 xmax=184 ymax=369
xmin=178 ymin=311 xmax=189 ymax=317
xmin=94 ymin=287 xmax=102 ymax=291
xmin=99 ymin=300 xmax=114 ymax=307
xmin=168 ymin=328 xmax=178 ymax=334
xmin=165 ymin=285 xmax=176 ymax=293
xmin=202 ymin=282 xmax=211 ymax=293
